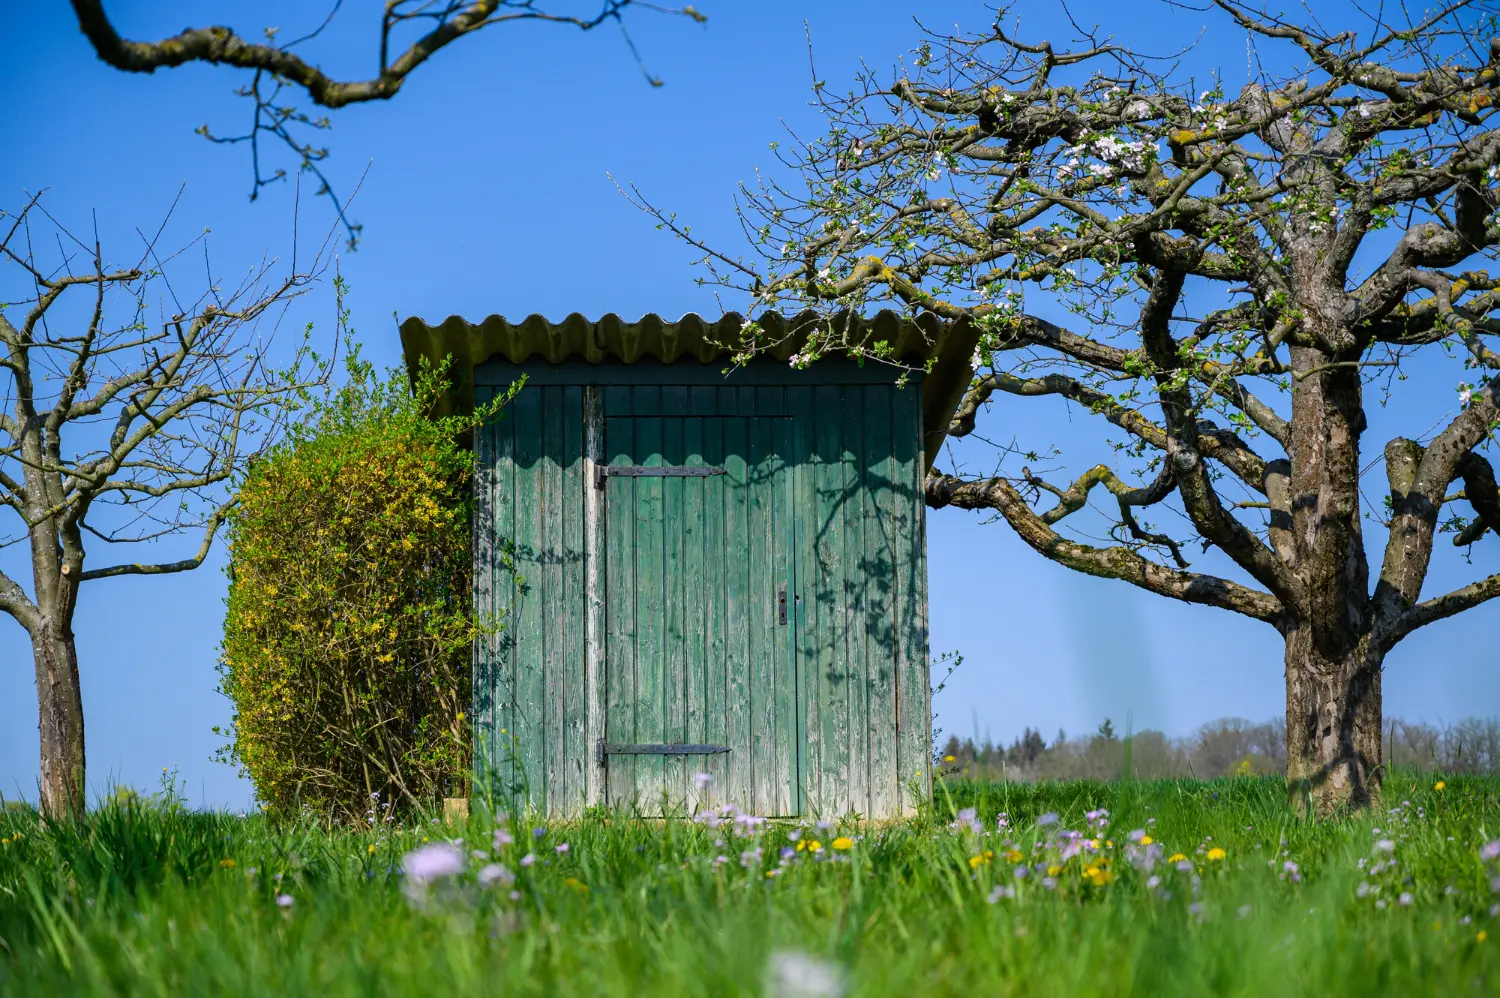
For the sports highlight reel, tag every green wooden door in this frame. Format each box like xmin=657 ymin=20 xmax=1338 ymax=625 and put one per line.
xmin=602 ymin=415 xmax=800 ymax=817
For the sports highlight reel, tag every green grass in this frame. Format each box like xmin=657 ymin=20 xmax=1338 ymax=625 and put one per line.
xmin=1 ymin=773 xmax=1497 ymax=996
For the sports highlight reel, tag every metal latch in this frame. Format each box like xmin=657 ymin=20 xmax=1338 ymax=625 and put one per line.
xmin=596 ymin=741 xmax=731 ymax=766
xmin=777 ymin=583 xmax=788 ymax=625
xmin=594 ymin=465 xmax=727 ymax=490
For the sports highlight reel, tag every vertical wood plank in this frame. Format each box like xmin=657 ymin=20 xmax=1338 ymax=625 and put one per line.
xmin=863 ymin=385 xmax=898 ymax=818
xmin=701 ymin=416 xmax=729 ymax=809
xmin=583 ymin=387 xmax=606 ymax=809
xmin=788 ymin=386 xmax=816 ymax=817
xmin=494 ymin=389 xmax=521 ymax=802
xmin=682 ymin=414 xmax=708 ymax=812
xmin=542 ymin=387 xmax=566 ymax=814
xmin=561 ymin=386 xmax=587 ymax=813
xmin=603 ymin=398 xmax=637 ymax=808
xmin=661 ymin=391 xmax=688 ymax=809
xmin=722 ymin=410 xmax=752 ymax=810
xmin=512 ymin=387 xmax=547 ymax=810
xmin=892 ymin=380 xmax=930 ymax=815
xmin=634 ymin=392 xmax=666 ymax=811
xmin=769 ymin=410 xmax=797 ymax=816
xmin=809 ymin=386 xmax=847 ymax=817
xmin=842 ymin=390 xmax=870 ymax=818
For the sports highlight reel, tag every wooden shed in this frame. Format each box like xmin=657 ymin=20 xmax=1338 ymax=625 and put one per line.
xmin=400 ymin=311 xmax=977 ymax=820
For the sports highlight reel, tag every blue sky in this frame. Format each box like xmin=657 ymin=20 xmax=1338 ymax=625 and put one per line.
xmin=2 ymin=1 xmax=1495 ymax=808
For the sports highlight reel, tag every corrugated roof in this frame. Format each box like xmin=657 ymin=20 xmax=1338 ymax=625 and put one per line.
xmin=399 ymin=310 xmax=978 ymax=467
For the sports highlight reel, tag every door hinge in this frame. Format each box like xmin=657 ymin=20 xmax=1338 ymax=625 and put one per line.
xmin=594 ymin=465 xmax=727 ymax=490
xmin=596 ymin=741 xmax=731 ymax=766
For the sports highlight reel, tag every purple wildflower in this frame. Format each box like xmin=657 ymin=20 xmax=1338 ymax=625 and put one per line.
xmin=477 ymin=864 xmax=514 ymax=887
xmin=402 ymin=842 xmax=465 ymax=884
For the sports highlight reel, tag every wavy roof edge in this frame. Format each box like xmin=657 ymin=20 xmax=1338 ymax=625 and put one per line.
xmin=398 ymin=309 xmax=961 ymax=366
xmin=399 ymin=310 xmax=979 ymax=468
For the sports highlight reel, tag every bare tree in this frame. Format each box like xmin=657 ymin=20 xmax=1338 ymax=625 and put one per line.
xmin=70 ymin=1 xmax=708 ymax=246
xmin=0 ymin=191 xmax=332 ymax=820
xmin=632 ymin=1 xmax=1500 ymax=815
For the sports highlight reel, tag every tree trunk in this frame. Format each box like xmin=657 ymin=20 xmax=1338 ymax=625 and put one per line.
xmin=1284 ymin=624 xmax=1384 ymax=817
xmin=33 ymin=616 xmax=86 ymax=821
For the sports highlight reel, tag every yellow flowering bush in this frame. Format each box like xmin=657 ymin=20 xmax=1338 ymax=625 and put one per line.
xmin=219 ymin=352 xmax=511 ymax=822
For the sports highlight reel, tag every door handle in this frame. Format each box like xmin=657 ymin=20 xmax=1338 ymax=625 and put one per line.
xmin=777 ymin=583 xmax=788 ymax=626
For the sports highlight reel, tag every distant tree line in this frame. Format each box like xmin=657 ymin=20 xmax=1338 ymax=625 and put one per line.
xmin=939 ymin=717 xmax=1500 ymax=782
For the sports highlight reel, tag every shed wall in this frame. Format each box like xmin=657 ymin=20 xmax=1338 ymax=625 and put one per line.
xmin=473 ymin=362 xmax=930 ymax=818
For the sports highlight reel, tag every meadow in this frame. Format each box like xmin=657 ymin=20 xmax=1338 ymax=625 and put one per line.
xmin=1 ymin=774 xmax=1497 ymax=997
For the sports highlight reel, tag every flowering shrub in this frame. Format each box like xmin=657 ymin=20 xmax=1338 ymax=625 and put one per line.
xmin=219 ymin=351 xmax=512 ymax=821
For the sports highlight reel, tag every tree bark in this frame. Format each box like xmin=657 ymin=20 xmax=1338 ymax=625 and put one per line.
xmin=32 ymin=613 xmax=86 ymax=821
xmin=1284 ymin=625 xmax=1384 ymax=817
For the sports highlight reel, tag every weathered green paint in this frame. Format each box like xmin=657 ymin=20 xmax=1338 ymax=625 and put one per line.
xmin=472 ymin=361 xmax=930 ymax=819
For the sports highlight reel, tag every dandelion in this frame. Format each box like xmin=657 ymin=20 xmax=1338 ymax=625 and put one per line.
xmin=1168 ymin=853 xmax=1188 ymax=863
xmin=1206 ymin=848 xmax=1226 ymax=862
xmin=219 ymin=858 xmax=237 ymax=869
xmin=1434 ymin=781 xmax=1446 ymax=791
xmin=564 ymin=877 xmax=589 ymax=894
xmin=367 ymin=844 xmax=376 ymax=855
xmin=831 ymin=837 xmax=854 ymax=851
xmin=403 ymin=842 xmax=465 ymax=884
xmin=806 ymin=840 xmax=823 ymax=854
xmin=969 ymin=850 xmax=994 ymax=869
xmin=276 ymin=894 xmax=294 ymax=907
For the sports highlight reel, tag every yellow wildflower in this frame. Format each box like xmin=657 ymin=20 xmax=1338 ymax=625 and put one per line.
xmin=1206 ymin=847 xmax=1227 ymax=862
xmin=368 ymin=844 xmax=377 ymax=854
xmin=943 ymin=754 xmax=956 ymax=762
xmin=564 ymin=877 xmax=588 ymax=894
xmin=1002 ymin=849 xmax=1023 ymax=863
xmin=968 ymin=850 xmax=994 ymax=869
xmin=806 ymin=840 xmax=823 ymax=854
xmin=1084 ymin=865 xmax=1113 ymax=886
xmin=219 ymin=858 xmax=237 ymax=869
xmin=1047 ymin=865 xmax=1062 ymax=877
xmin=1140 ymin=835 xmax=1154 ymax=846
xmin=1434 ymin=781 xmax=1446 ymax=791
xmin=831 ymin=837 xmax=854 ymax=851
xmin=796 ymin=840 xmax=807 ymax=852
xmin=1168 ymin=853 xmax=1187 ymax=863
xmin=1478 ymin=930 xmax=1488 ymax=943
